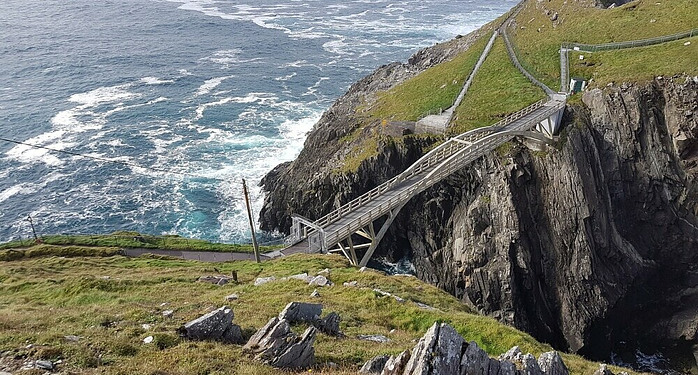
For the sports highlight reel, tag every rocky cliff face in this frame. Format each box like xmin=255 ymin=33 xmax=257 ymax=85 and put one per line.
xmin=260 ymin=40 xmax=698 ymax=370
xmin=391 ymin=78 xmax=698 ymax=369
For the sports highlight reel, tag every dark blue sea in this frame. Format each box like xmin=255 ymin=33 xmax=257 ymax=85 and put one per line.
xmin=0 ymin=0 xmax=517 ymax=244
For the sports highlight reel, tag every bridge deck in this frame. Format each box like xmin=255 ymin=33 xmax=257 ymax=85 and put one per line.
xmin=314 ymin=100 xmax=564 ymax=251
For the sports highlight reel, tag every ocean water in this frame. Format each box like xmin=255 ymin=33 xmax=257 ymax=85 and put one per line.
xmin=0 ymin=0 xmax=518 ymax=244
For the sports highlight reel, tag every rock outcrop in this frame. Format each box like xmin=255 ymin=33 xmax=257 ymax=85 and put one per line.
xmin=277 ymin=301 xmax=343 ymax=336
xmin=360 ymin=322 xmax=568 ymax=375
xmin=244 ymin=317 xmax=317 ymax=369
xmin=178 ymin=306 xmax=243 ymax=344
xmin=261 ymin=71 xmax=698 ymax=368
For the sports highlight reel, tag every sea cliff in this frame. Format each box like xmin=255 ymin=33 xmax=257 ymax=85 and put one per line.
xmin=259 ymin=18 xmax=698 ymax=375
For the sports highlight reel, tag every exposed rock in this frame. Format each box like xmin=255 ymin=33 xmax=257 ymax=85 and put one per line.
xmin=278 ymin=302 xmax=322 ymax=323
xmin=310 ymin=289 xmax=321 ymax=298
xmin=415 ymin=302 xmax=438 ymax=311
xmin=143 ymin=335 xmax=154 ymax=344
xmin=309 ymin=275 xmax=332 ymax=286
xmin=364 ymin=324 xmax=569 ymax=375
xmin=316 ymin=311 xmax=342 ymax=336
xmin=318 ymin=268 xmax=330 ymax=275
xmin=381 ymin=350 xmax=411 ymax=375
xmin=499 ymin=346 xmax=522 ymax=362
xmin=358 ymin=334 xmax=391 ymax=343
xmin=35 ymin=360 xmax=53 ymax=371
xmin=63 ymin=335 xmax=81 ymax=342
xmin=198 ymin=275 xmax=233 ymax=285
xmin=285 ymin=273 xmax=313 ymax=282
xmin=520 ymin=353 xmax=544 ymax=375
xmin=178 ymin=306 xmax=243 ymax=344
xmin=162 ymin=310 xmax=174 ymax=318
xmin=360 ymin=355 xmax=390 ymax=374
xmin=402 ymin=323 xmax=464 ymax=375
xmin=344 ymin=281 xmax=359 ymax=287
xmin=538 ymin=351 xmax=569 ymax=375
xmin=225 ymin=293 xmax=239 ymax=301
xmin=244 ymin=317 xmax=317 ymax=369
xmin=592 ymin=364 xmax=614 ymax=375
xmin=254 ymin=276 xmax=276 ymax=286
xmin=461 ymin=340 xmax=491 ymax=375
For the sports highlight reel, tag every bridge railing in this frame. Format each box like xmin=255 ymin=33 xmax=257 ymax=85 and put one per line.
xmin=323 ymin=101 xmax=564 ymax=246
xmin=314 ymin=98 xmax=549 ymax=230
xmin=316 ymin=98 xmax=554 ymax=244
xmin=562 ymin=28 xmax=698 ymax=52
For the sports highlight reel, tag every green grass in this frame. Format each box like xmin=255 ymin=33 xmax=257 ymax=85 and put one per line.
xmin=368 ymin=34 xmax=491 ymax=122
xmin=450 ymin=39 xmax=547 ymax=133
xmin=570 ymin=36 xmax=698 ymax=86
xmin=0 ymin=253 xmax=636 ymax=374
xmin=0 ymin=231 xmax=281 ymax=254
xmin=509 ymin=0 xmax=698 ymax=90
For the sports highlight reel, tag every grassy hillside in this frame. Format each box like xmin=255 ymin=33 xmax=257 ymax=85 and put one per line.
xmin=450 ymin=39 xmax=546 ymax=134
xmin=509 ymin=0 xmax=698 ymax=90
xmin=0 ymin=231 xmax=280 ymax=254
xmin=0 ymin=251 xmax=632 ymax=374
xmin=369 ymin=34 xmax=491 ymax=122
xmin=570 ymin=36 xmax=698 ymax=86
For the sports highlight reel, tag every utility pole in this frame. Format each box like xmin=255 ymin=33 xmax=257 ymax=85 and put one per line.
xmin=242 ymin=179 xmax=261 ymax=263
xmin=27 ymin=215 xmax=38 ymax=242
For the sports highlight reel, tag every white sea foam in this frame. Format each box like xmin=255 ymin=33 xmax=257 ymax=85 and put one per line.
xmin=196 ymin=76 xmax=234 ymax=96
xmin=0 ymin=184 xmax=35 ymax=204
xmin=68 ymin=85 xmax=139 ymax=106
xmin=203 ymin=49 xmax=262 ymax=68
xmin=140 ymin=77 xmax=175 ymax=85
xmin=274 ymin=72 xmax=297 ymax=81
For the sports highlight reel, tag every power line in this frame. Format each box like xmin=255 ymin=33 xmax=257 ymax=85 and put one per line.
xmin=0 ymin=136 xmax=222 ymax=181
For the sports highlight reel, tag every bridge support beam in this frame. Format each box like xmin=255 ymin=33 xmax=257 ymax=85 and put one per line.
xmin=357 ymin=203 xmax=406 ymax=267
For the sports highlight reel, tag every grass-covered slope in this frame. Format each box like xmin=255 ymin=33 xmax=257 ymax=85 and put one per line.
xmin=570 ymin=36 xmax=698 ymax=86
xmin=509 ymin=0 xmax=698 ymax=90
xmin=450 ymin=39 xmax=547 ymax=133
xmin=0 ymin=231 xmax=280 ymax=255
xmin=369 ymin=34 xmax=491 ymax=122
xmin=0 ymin=252 xmax=631 ymax=374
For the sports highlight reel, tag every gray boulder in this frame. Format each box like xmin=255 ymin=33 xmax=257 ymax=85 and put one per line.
xmin=403 ymin=323 xmax=465 ymax=375
xmin=498 ymin=360 xmax=517 ymax=375
xmin=460 ymin=341 xmax=491 ymax=375
xmin=178 ymin=306 xmax=243 ymax=344
xmin=254 ymin=276 xmax=276 ymax=286
xmin=316 ymin=311 xmax=342 ymax=336
xmin=499 ymin=346 xmax=522 ymax=362
xmin=198 ymin=275 xmax=233 ymax=285
xmin=278 ymin=301 xmax=322 ymax=323
xmin=520 ymin=353 xmax=544 ymax=375
xmin=381 ymin=350 xmax=411 ymax=375
xmin=244 ymin=317 xmax=317 ymax=369
xmin=593 ymin=364 xmax=615 ymax=375
xmin=538 ymin=352 xmax=569 ymax=375
xmin=309 ymin=275 xmax=331 ymax=286
xmin=360 ymin=355 xmax=390 ymax=374
xmin=358 ymin=334 xmax=391 ymax=343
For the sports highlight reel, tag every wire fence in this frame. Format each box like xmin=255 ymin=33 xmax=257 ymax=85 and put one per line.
xmin=562 ymin=28 xmax=698 ymax=52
